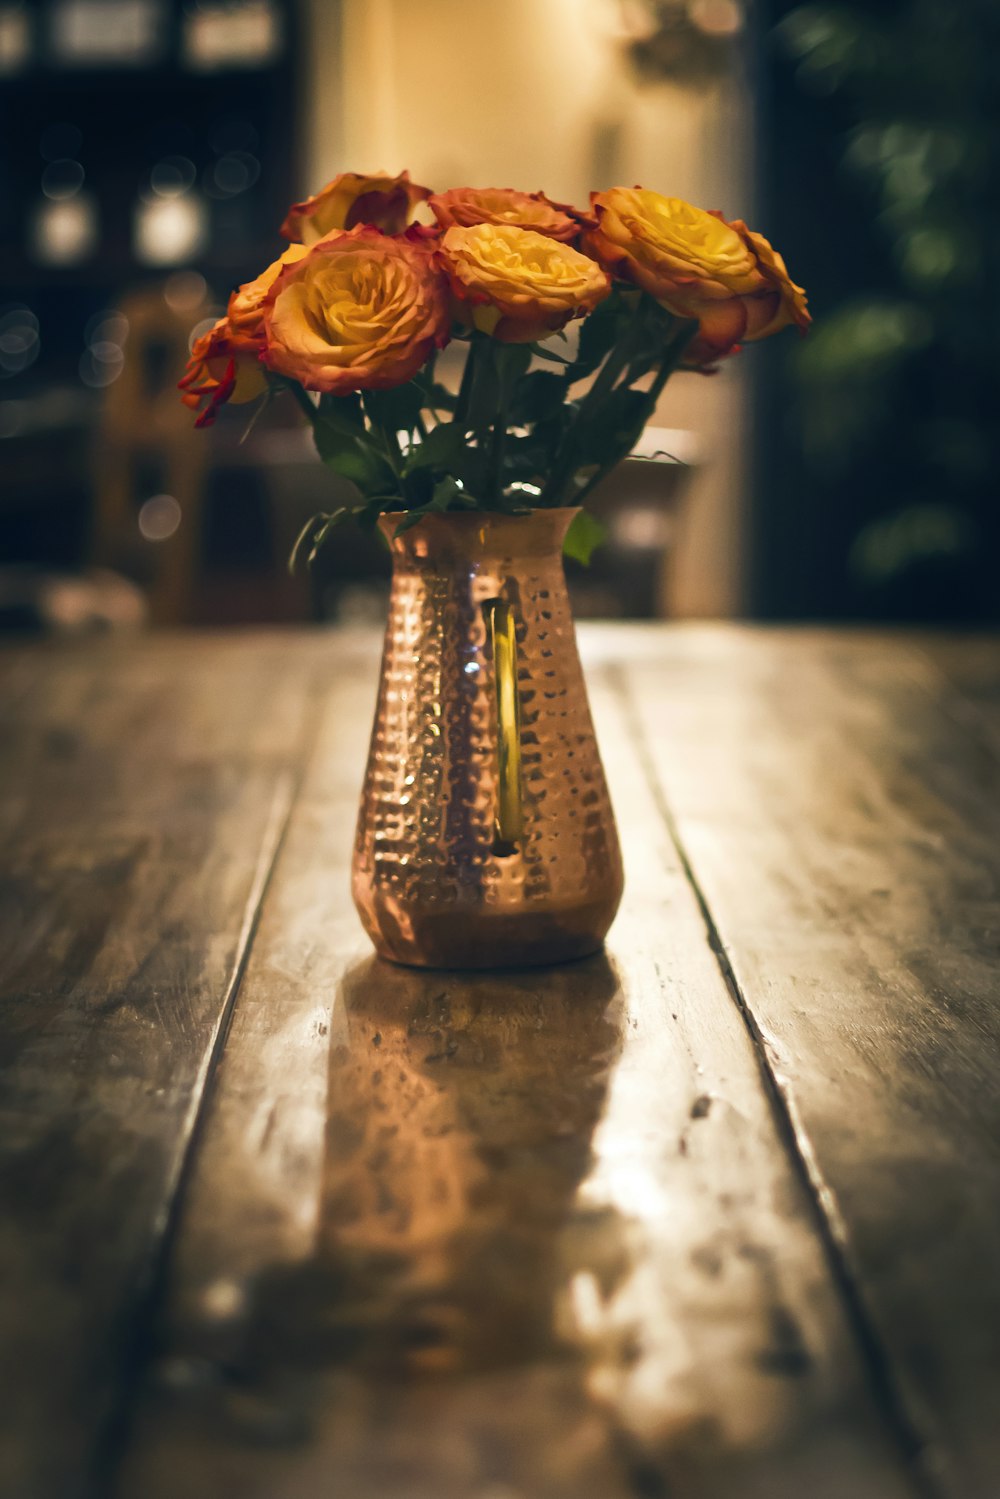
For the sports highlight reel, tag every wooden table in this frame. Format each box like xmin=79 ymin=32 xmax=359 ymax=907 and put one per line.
xmin=2 ymin=625 xmax=999 ymax=1499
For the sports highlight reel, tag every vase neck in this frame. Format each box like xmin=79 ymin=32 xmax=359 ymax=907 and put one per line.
xmin=378 ymin=508 xmax=579 ymax=568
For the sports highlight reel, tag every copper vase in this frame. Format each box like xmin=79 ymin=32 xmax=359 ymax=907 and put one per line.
xmin=352 ymin=508 xmax=623 ymax=969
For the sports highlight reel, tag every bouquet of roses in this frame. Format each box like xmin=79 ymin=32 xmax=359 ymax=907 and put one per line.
xmin=180 ymin=171 xmax=809 ymax=565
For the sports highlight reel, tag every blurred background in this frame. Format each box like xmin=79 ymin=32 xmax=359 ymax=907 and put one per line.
xmin=1 ymin=0 xmax=997 ymax=634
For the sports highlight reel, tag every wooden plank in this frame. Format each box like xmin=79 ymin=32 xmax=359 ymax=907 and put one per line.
xmin=117 ymin=629 xmax=913 ymax=1499
xmin=911 ymin=636 xmax=1000 ymax=760
xmin=624 ymin=625 xmax=1000 ymax=1499
xmin=0 ymin=632 xmax=324 ymax=1499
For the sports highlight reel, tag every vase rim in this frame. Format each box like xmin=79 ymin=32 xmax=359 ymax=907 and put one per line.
xmin=379 ymin=505 xmax=581 ymax=524
xmin=377 ymin=505 xmax=581 ymax=562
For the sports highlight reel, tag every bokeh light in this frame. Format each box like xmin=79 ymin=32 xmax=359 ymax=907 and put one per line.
xmin=0 ymin=307 xmax=40 ymax=378
xmin=138 ymin=494 xmax=182 ymax=542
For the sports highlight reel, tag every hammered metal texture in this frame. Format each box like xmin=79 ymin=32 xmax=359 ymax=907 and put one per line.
xmin=352 ymin=509 xmax=624 ymax=968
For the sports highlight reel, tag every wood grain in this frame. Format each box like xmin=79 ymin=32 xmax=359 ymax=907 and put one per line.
xmin=914 ymin=636 xmax=1000 ymax=760
xmin=623 ymin=626 xmax=1000 ymax=1499
xmin=115 ymin=633 xmax=913 ymax=1499
xmin=0 ymin=634 xmax=323 ymax=1499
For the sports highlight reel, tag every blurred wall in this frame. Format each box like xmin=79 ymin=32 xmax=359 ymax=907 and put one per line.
xmin=300 ymin=0 xmax=752 ymax=617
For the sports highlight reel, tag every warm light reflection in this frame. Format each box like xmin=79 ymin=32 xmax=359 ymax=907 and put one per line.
xmin=580 ymin=1154 xmax=673 ymax=1224
xmin=49 ymin=0 xmax=165 ymax=67
xmin=79 ymin=343 xmax=123 ymax=388
xmin=31 ymin=194 xmax=97 ymax=265
xmin=163 ymin=270 xmax=207 ymax=313
xmin=85 ymin=309 xmax=129 ymax=346
xmin=0 ymin=5 xmax=29 ymax=75
xmin=689 ymin=0 xmax=742 ymax=37
xmin=41 ymin=158 xmax=85 ymax=200
xmin=208 ymin=151 xmax=260 ymax=197
xmin=187 ymin=314 xmax=220 ymax=352
xmin=149 ymin=155 xmax=197 ymax=199
xmin=138 ymin=493 xmax=182 ymax=541
xmin=133 ymin=191 xmax=207 ymax=266
xmin=0 ymin=307 xmax=39 ymax=376
xmin=182 ymin=0 xmax=283 ymax=71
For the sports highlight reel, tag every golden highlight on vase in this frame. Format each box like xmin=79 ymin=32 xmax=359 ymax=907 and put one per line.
xmin=180 ymin=168 xmax=810 ymax=429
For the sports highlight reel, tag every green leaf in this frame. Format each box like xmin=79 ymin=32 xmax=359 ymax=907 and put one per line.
xmin=465 ymin=342 xmax=501 ymax=433
xmin=316 ymin=392 xmax=365 ymax=436
xmin=307 ymin=507 xmax=352 ymax=565
xmin=414 ymin=375 xmax=457 ymax=413
xmin=404 ymin=420 xmax=469 ymax=474
xmin=364 ymin=382 xmax=425 ymax=437
xmin=529 ymin=342 xmax=574 ymax=366
xmin=430 ymin=382 xmax=458 ymax=411
xmin=571 ymin=386 xmax=650 ymax=468
xmin=493 ymin=341 xmax=532 ymax=397
xmin=392 ymin=476 xmax=467 ymax=536
xmin=449 ymin=444 xmax=489 ymax=496
xmin=401 ymin=465 xmax=433 ymax=508
xmin=502 ymin=432 xmax=556 ymax=481
xmin=573 ymin=297 xmax=624 ymax=378
xmin=618 ymin=298 xmax=689 ymax=381
xmin=288 ymin=507 xmax=353 ymax=572
xmin=288 ymin=513 xmax=327 ymax=574
xmin=355 ymin=496 xmax=398 ymax=531
xmin=508 ymin=370 xmax=568 ymax=427
xmin=540 ymin=383 xmax=651 ymax=508
xmin=562 ymin=510 xmax=607 ymax=566
xmin=312 ymin=419 xmax=396 ymax=495
xmin=429 ymin=475 xmax=472 ymax=509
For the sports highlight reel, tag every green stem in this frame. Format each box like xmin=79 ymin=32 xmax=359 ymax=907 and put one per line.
xmin=538 ymin=324 xmax=638 ymax=507
xmin=553 ymin=318 xmax=697 ymax=510
xmin=287 ymin=380 xmax=318 ymax=426
xmin=418 ymin=351 xmax=441 ymax=426
xmin=455 ymin=336 xmax=479 ymax=427
xmin=361 ymin=392 xmax=403 ymax=479
xmin=489 ymin=398 xmax=508 ymax=507
xmin=581 ymin=330 xmax=634 ymax=408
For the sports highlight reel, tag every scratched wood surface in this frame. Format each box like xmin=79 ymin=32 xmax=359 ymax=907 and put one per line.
xmin=625 ymin=627 xmax=1000 ymax=1499
xmin=0 ymin=626 xmax=997 ymax=1499
xmin=0 ymin=634 xmax=329 ymax=1499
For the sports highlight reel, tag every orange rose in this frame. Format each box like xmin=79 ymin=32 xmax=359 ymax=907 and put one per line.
xmin=178 ymin=319 xmax=266 ymax=428
xmin=586 ymin=188 xmax=810 ymax=361
xmin=281 ymin=170 xmax=430 ymax=245
xmin=438 ymin=223 xmax=610 ymax=343
xmin=227 ymin=243 xmax=309 ymax=349
xmin=428 ymin=187 xmax=581 ymax=243
xmin=261 ymin=226 xmax=450 ymax=394
xmin=178 ymin=245 xmax=308 ymax=424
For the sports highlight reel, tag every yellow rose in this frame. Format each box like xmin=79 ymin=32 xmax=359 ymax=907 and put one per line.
xmin=178 ymin=319 xmax=265 ymax=428
xmin=262 ymin=226 xmax=450 ymax=393
xmin=227 ymin=243 xmax=309 ymax=349
xmin=438 ymin=223 xmax=610 ymax=343
xmin=428 ymin=186 xmax=581 ymax=243
xmin=586 ymin=188 xmax=810 ymax=361
xmin=281 ymin=170 xmax=430 ymax=245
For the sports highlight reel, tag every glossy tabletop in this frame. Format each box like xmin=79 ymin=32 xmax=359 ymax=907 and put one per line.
xmin=1 ymin=624 xmax=998 ymax=1499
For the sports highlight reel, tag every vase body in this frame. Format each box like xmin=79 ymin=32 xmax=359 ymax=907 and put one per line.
xmin=352 ymin=508 xmax=623 ymax=969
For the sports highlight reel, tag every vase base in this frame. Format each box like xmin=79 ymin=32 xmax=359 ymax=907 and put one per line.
xmin=358 ymin=899 xmax=619 ymax=971
xmin=372 ymin=940 xmax=607 ymax=973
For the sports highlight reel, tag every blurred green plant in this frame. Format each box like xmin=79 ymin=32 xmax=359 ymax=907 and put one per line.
xmin=774 ymin=0 xmax=998 ymax=615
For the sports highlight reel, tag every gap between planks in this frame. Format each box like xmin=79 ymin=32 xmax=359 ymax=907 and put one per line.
xmin=92 ymin=716 xmax=319 ymax=1496
xmin=607 ymin=659 xmax=948 ymax=1499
